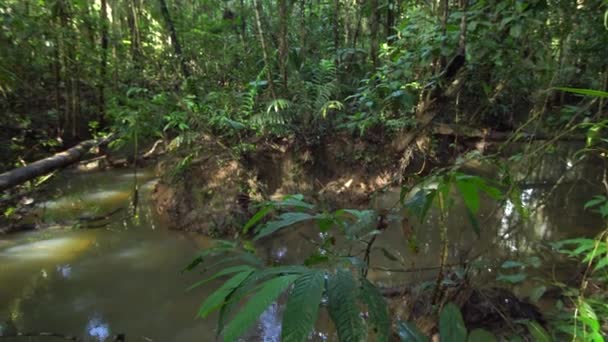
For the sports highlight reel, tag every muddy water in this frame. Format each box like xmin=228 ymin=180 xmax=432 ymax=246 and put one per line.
xmin=0 ymin=143 xmax=605 ymax=341
xmin=0 ymin=169 xmax=240 ymax=341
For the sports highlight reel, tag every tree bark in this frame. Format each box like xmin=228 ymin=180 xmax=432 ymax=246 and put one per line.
xmin=98 ymin=0 xmax=109 ymax=127
xmin=333 ymin=0 xmax=340 ymax=53
xmin=0 ymin=136 xmax=115 ymax=192
xmin=369 ymin=0 xmax=379 ymax=67
xmin=127 ymin=0 xmax=143 ymax=66
xmin=253 ymin=0 xmax=276 ymax=98
xmin=159 ymin=0 xmax=190 ymax=78
xmin=278 ymin=0 xmax=289 ymax=91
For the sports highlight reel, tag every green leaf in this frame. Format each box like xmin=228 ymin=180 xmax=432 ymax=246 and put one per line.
xmin=328 ymin=269 xmax=365 ymax=342
xmin=456 ymin=179 xmax=480 ymax=214
xmin=529 ymin=286 xmax=546 ymax=302
xmin=360 ymin=278 xmax=390 ymax=342
xmin=526 ymin=321 xmax=551 ymax=342
xmin=467 ymin=329 xmax=497 ymax=342
xmin=439 ymin=303 xmax=467 ymax=342
xmin=510 ymin=24 xmax=522 ymax=38
xmin=188 ymin=265 xmax=255 ymax=291
xmin=254 ymin=212 xmax=317 ymax=240
xmin=555 ymin=87 xmax=608 ymax=98
xmin=396 ymin=321 xmax=429 ymax=342
xmin=501 ymin=260 xmax=525 ymax=269
xmin=404 ymin=188 xmax=436 ymax=222
xmin=198 ymin=269 xmax=254 ymax=318
xmin=216 ymin=266 xmax=307 ymax=336
xmin=496 ymin=273 xmax=526 ymax=284
xmin=243 ymin=206 xmax=272 ymax=233
xmin=584 ymin=196 xmax=607 ymax=210
xmin=304 ymin=252 xmax=330 ymax=266
xmin=282 ymin=271 xmax=326 ymax=342
xmin=222 ymin=274 xmax=299 ymax=342
xmin=275 ymin=194 xmax=315 ymax=209
xmin=465 ymin=207 xmax=481 ymax=237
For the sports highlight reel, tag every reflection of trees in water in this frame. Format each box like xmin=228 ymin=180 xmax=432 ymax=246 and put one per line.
xmin=493 ymin=147 xmax=604 ymax=257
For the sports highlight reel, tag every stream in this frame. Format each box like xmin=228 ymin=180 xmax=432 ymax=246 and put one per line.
xmin=0 ymin=143 xmax=605 ymax=341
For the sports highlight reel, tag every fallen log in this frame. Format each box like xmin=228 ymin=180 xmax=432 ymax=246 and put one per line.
xmin=0 ymin=135 xmax=115 ymax=192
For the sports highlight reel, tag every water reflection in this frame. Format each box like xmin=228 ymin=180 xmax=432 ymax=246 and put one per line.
xmin=56 ymin=264 xmax=72 ymax=278
xmin=258 ymin=303 xmax=281 ymax=342
xmin=86 ymin=316 xmax=111 ymax=341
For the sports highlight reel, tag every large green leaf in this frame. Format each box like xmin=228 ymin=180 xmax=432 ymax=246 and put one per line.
xmin=396 ymin=321 xmax=429 ymax=342
xmin=439 ymin=303 xmax=467 ymax=342
xmin=222 ymin=274 xmax=299 ymax=342
xmin=359 ymin=278 xmax=390 ymax=342
xmin=198 ymin=269 xmax=254 ymax=318
xmin=282 ymin=270 xmax=326 ymax=342
xmin=456 ymin=178 xmax=480 ymax=214
xmin=254 ymin=212 xmax=317 ymax=240
xmin=243 ymin=206 xmax=272 ymax=233
xmin=328 ymin=269 xmax=365 ymax=342
xmin=216 ymin=266 xmax=310 ymax=335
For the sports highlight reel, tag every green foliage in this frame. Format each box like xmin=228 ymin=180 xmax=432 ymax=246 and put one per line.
xmin=222 ymin=274 xmax=300 ymax=341
xmin=359 ymin=278 xmax=390 ymax=342
xmin=439 ymin=303 xmax=468 ymax=342
xmin=328 ymin=269 xmax=366 ymax=342
xmin=398 ymin=303 xmax=497 ymax=342
xmin=282 ymin=270 xmax=325 ymax=342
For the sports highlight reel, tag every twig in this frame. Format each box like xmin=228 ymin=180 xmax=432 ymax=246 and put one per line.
xmin=0 ymin=332 xmax=82 ymax=341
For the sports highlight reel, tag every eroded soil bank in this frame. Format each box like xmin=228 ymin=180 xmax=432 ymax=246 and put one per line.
xmin=151 ymin=132 xmax=438 ymax=236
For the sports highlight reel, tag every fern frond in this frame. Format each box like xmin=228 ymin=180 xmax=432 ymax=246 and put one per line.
xmin=328 ymin=269 xmax=365 ymax=342
xmin=266 ymin=98 xmax=292 ymax=114
xmin=319 ymin=100 xmax=344 ymax=118
xmin=360 ymin=278 xmax=390 ymax=342
xmin=282 ymin=270 xmax=326 ymax=342
xmin=222 ymin=274 xmax=300 ymax=342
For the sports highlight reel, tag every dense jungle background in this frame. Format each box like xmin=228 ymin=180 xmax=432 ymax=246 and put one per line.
xmin=1 ymin=0 xmax=608 ymax=341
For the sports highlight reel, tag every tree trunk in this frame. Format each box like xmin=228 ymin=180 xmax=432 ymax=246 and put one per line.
xmin=253 ymin=0 xmax=276 ymax=98
xmin=127 ymin=0 xmax=143 ymax=66
xmin=278 ymin=0 xmax=289 ymax=92
xmin=159 ymin=0 xmax=190 ymax=78
xmin=369 ymin=0 xmax=379 ymax=67
xmin=0 ymin=136 xmax=115 ymax=192
xmin=333 ymin=0 xmax=340 ymax=53
xmin=98 ymin=0 xmax=109 ymax=127
xmin=386 ymin=0 xmax=394 ymax=39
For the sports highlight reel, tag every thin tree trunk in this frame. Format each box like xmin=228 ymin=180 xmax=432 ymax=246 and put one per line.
xmin=128 ymin=0 xmax=143 ymax=66
xmin=278 ymin=0 xmax=289 ymax=92
xmin=369 ymin=0 xmax=379 ymax=67
xmin=240 ymin=0 xmax=247 ymax=45
xmin=333 ymin=0 xmax=340 ymax=53
xmin=53 ymin=32 xmax=62 ymax=137
xmin=159 ymin=0 xmax=190 ymax=78
xmin=386 ymin=0 xmax=394 ymax=39
xmin=253 ymin=0 xmax=276 ymax=98
xmin=299 ymin=0 xmax=308 ymax=59
xmin=98 ymin=0 xmax=109 ymax=127
xmin=439 ymin=0 xmax=449 ymax=70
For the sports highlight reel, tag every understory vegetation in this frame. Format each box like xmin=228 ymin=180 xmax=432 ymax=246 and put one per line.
xmin=1 ymin=0 xmax=608 ymax=340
